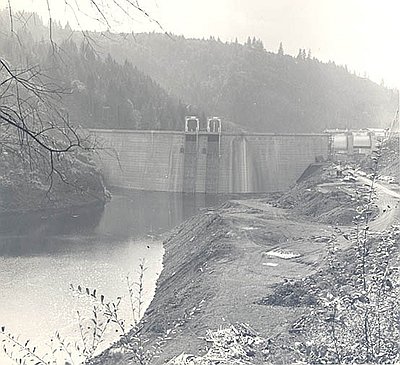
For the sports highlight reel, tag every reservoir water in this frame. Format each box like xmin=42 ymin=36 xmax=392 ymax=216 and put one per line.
xmin=0 ymin=189 xmax=227 ymax=364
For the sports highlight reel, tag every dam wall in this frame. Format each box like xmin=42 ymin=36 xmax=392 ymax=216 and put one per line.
xmin=91 ymin=129 xmax=329 ymax=193
xmin=219 ymin=134 xmax=329 ymax=193
xmin=93 ymin=131 xmax=185 ymax=192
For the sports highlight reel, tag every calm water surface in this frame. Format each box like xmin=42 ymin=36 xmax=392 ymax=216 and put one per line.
xmin=0 ymin=190 xmax=227 ymax=364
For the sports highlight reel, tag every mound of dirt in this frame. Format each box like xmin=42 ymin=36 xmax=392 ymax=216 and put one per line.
xmin=277 ymin=163 xmax=360 ymax=225
xmin=357 ymin=136 xmax=399 ymax=183
xmin=378 ymin=137 xmax=400 ymax=181
xmin=257 ymin=277 xmax=319 ymax=307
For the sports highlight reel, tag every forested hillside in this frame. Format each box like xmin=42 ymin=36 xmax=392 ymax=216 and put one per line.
xmin=0 ymin=10 xmax=398 ymax=132
xmin=102 ymin=33 xmax=398 ymax=132
xmin=0 ymin=12 xmax=187 ymax=130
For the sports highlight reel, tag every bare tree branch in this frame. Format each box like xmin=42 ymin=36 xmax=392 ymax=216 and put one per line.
xmin=0 ymin=0 xmax=166 ymax=200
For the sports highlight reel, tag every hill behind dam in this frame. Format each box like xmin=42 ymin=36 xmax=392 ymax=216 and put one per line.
xmin=101 ymin=33 xmax=398 ymax=133
xmin=0 ymin=11 xmax=397 ymax=133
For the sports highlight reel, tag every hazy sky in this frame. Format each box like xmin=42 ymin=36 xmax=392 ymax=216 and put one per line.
xmin=4 ymin=0 xmax=400 ymax=89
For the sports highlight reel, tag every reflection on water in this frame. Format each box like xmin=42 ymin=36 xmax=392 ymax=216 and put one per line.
xmin=96 ymin=189 xmax=225 ymax=239
xmin=0 ymin=189 xmax=228 ymax=364
xmin=0 ymin=203 xmax=105 ymax=257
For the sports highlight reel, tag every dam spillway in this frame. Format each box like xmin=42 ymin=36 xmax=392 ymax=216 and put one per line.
xmin=90 ymin=129 xmax=330 ymax=193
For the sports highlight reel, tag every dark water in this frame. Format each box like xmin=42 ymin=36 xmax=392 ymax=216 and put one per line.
xmin=0 ymin=190 xmax=227 ymax=364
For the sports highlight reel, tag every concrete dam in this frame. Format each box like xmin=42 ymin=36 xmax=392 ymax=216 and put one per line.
xmin=91 ymin=129 xmax=329 ymax=194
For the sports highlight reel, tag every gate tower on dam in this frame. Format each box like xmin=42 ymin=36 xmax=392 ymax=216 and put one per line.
xmin=90 ymin=119 xmax=330 ymax=194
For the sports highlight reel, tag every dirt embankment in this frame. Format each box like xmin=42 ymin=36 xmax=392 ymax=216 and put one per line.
xmin=376 ymin=137 xmax=399 ymax=181
xmin=88 ymin=159 xmax=400 ymax=364
xmin=91 ymin=187 xmax=352 ymax=364
xmin=277 ymin=163 xmax=379 ymax=225
xmin=357 ymin=136 xmax=399 ymax=183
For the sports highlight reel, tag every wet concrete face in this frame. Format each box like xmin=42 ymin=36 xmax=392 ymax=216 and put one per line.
xmin=91 ymin=130 xmax=329 ymax=194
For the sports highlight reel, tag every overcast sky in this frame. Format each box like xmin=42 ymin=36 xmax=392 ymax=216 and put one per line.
xmin=4 ymin=0 xmax=400 ymax=89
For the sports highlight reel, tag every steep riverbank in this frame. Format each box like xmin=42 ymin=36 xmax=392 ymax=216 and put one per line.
xmin=90 ymin=160 xmax=400 ymax=364
xmin=90 ymin=164 xmax=363 ymax=364
xmin=137 ymin=200 xmax=350 ymax=364
xmin=0 ymin=149 xmax=107 ymax=215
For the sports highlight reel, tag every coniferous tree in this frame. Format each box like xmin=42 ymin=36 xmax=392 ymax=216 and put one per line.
xmin=246 ymin=36 xmax=252 ymax=47
xmin=278 ymin=42 xmax=284 ymax=55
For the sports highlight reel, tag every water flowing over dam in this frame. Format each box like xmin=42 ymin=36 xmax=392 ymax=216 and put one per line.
xmin=90 ymin=129 xmax=330 ymax=193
